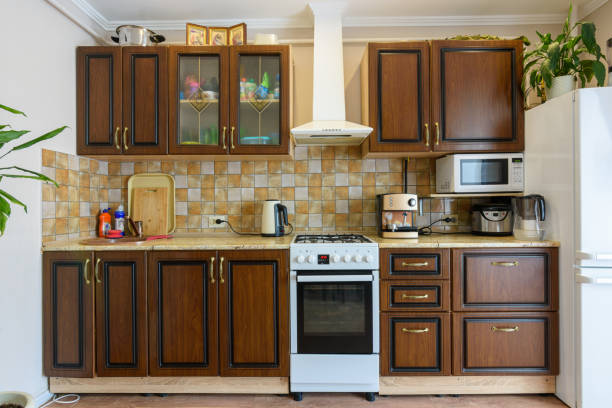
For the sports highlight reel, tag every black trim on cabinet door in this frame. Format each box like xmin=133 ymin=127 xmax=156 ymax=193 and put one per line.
xmin=439 ymin=47 xmax=517 ymax=143
xmin=52 ymin=261 xmax=84 ymax=369
xmin=389 ymin=317 xmax=442 ymax=373
xmin=227 ymin=260 xmax=280 ymax=368
xmin=84 ymin=54 xmax=114 ymax=147
xmin=377 ymin=49 xmax=423 ymax=144
xmin=130 ymin=53 xmax=160 ymax=146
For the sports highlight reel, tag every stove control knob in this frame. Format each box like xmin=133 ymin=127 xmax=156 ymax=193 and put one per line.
xmin=296 ymin=255 xmax=305 ymax=264
xmin=307 ymin=255 xmax=316 ymax=264
xmin=354 ymin=254 xmax=363 ymax=263
xmin=365 ymin=255 xmax=373 ymax=263
xmin=332 ymin=254 xmax=340 ymax=263
xmin=343 ymin=254 xmax=352 ymax=263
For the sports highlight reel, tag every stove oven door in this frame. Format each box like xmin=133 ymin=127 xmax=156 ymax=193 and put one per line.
xmin=296 ymin=272 xmax=374 ymax=354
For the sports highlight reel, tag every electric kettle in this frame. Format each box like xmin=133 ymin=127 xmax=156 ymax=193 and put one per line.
xmin=261 ymin=200 xmax=289 ymax=237
xmin=512 ymin=194 xmax=546 ymax=240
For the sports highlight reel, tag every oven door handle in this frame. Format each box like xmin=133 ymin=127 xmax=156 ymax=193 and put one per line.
xmin=297 ymin=275 xmax=374 ymax=282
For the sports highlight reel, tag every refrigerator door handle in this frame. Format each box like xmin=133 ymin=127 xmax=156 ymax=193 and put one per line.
xmin=576 ymin=274 xmax=612 ymax=285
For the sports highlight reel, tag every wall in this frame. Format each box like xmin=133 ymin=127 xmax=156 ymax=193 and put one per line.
xmin=0 ymin=0 xmax=96 ymax=402
xmin=41 ymin=147 xmax=475 ymax=241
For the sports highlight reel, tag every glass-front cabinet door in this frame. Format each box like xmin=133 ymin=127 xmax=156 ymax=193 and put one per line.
xmin=169 ymin=47 xmax=228 ymax=154
xmin=229 ymin=46 xmax=290 ymax=155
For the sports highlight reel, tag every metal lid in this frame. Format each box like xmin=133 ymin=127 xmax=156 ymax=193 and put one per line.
xmin=471 ymin=203 xmax=511 ymax=212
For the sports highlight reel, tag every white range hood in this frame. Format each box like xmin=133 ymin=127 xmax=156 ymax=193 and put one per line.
xmin=291 ymin=2 xmax=372 ymax=146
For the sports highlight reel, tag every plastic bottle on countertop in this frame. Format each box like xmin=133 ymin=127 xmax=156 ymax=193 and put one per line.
xmin=98 ymin=208 xmax=111 ymax=237
xmin=114 ymin=205 xmax=125 ymax=236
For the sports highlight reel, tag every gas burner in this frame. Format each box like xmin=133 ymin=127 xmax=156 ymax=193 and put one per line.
xmin=294 ymin=234 xmax=373 ymax=244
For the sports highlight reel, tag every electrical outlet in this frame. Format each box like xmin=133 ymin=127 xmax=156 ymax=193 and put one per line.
xmin=209 ymin=215 xmax=227 ymax=228
xmin=442 ymin=214 xmax=459 ymax=226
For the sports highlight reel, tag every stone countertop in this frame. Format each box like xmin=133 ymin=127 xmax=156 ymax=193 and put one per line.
xmin=42 ymin=232 xmax=559 ymax=252
xmin=369 ymin=233 xmax=559 ymax=248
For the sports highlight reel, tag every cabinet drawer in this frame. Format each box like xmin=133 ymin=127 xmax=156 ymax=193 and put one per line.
xmin=452 ymin=248 xmax=558 ymax=311
xmin=381 ymin=280 xmax=449 ymax=311
xmin=381 ymin=249 xmax=449 ymax=280
xmin=381 ymin=312 xmax=451 ymax=375
xmin=452 ymin=312 xmax=558 ymax=375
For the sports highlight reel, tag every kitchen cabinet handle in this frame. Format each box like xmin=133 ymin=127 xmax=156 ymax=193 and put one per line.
xmin=491 ymin=261 xmax=518 ymax=267
xmin=94 ymin=258 xmax=102 ymax=283
xmin=402 ymin=327 xmax=429 ymax=334
xmin=114 ymin=127 xmax=121 ymax=150
xmin=491 ymin=326 xmax=519 ymax=333
xmin=219 ymin=256 xmax=225 ymax=284
xmin=230 ymin=127 xmax=236 ymax=150
xmin=122 ymin=127 xmax=129 ymax=151
xmin=424 ymin=123 xmax=430 ymax=147
xmin=222 ymin=126 xmax=227 ymax=149
xmin=435 ymin=122 xmax=440 ymax=145
xmin=401 ymin=262 xmax=429 ymax=267
xmin=401 ymin=293 xmax=429 ymax=300
xmin=209 ymin=257 xmax=216 ymax=284
xmin=83 ymin=259 xmax=91 ymax=285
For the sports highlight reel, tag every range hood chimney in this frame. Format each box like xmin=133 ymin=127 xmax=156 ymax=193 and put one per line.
xmin=290 ymin=2 xmax=373 ymax=145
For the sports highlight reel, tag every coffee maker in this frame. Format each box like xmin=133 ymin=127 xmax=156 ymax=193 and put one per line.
xmin=376 ymin=193 xmax=419 ymax=238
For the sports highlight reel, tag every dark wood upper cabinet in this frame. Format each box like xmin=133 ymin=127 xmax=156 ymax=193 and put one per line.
xmin=122 ymin=47 xmax=168 ymax=155
xmin=94 ymin=251 xmax=147 ymax=377
xmin=76 ymin=47 xmax=122 ymax=155
xmin=43 ymin=251 xmax=94 ymax=378
xmin=431 ymin=40 xmax=524 ymax=152
xmin=147 ymin=251 xmax=218 ymax=376
xmin=228 ymin=45 xmax=291 ymax=156
xmin=218 ymin=249 xmax=288 ymax=376
xmin=363 ymin=42 xmax=431 ymax=153
xmin=362 ymin=40 xmax=524 ymax=156
xmin=168 ymin=46 xmax=229 ymax=155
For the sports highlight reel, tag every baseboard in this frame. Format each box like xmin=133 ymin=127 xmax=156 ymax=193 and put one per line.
xmin=49 ymin=377 xmax=289 ymax=394
xmin=379 ymin=376 xmax=556 ymax=395
xmin=35 ymin=389 xmax=54 ymax=407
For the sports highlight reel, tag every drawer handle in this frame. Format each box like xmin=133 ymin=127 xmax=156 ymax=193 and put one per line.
xmin=94 ymin=258 xmax=102 ymax=284
xmin=401 ymin=262 xmax=429 ymax=267
xmin=401 ymin=294 xmax=429 ymax=299
xmin=122 ymin=127 xmax=129 ymax=151
xmin=402 ymin=328 xmax=429 ymax=334
xmin=219 ymin=256 xmax=225 ymax=284
xmin=114 ymin=127 xmax=121 ymax=150
xmin=83 ymin=258 xmax=91 ymax=285
xmin=491 ymin=261 xmax=519 ymax=267
xmin=491 ymin=326 xmax=519 ymax=333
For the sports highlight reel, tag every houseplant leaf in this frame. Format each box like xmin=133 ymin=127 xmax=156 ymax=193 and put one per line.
xmin=0 ymin=211 xmax=7 ymax=236
xmin=0 ymin=166 xmax=58 ymax=187
xmin=0 ymin=189 xmax=27 ymax=213
xmin=0 ymin=195 xmax=11 ymax=216
xmin=581 ymin=23 xmax=597 ymax=52
xmin=547 ymin=42 xmax=561 ymax=72
xmin=592 ymin=60 xmax=606 ymax=86
xmin=0 ymin=130 xmax=30 ymax=147
xmin=11 ymin=126 xmax=68 ymax=151
xmin=0 ymin=104 xmax=26 ymax=116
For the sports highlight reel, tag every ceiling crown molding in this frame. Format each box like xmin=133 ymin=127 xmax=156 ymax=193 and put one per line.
xmin=579 ymin=0 xmax=609 ymax=18
xmin=110 ymin=17 xmax=312 ymax=31
xmin=343 ymin=14 xmax=566 ymax=27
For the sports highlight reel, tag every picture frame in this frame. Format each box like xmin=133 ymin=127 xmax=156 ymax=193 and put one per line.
xmin=186 ymin=23 xmax=207 ymax=46
xmin=229 ymin=23 xmax=247 ymax=46
xmin=208 ymin=27 xmax=228 ymax=46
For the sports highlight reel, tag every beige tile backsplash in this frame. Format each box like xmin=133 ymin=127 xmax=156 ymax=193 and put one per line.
xmin=41 ymin=146 xmax=472 ymax=242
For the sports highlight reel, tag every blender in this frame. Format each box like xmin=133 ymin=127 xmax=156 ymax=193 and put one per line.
xmin=512 ymin=195 xmax=546 ymax=240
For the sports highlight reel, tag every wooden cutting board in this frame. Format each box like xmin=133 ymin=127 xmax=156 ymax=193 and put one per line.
xmin=131 ymin=187 xmax=168 ymax=236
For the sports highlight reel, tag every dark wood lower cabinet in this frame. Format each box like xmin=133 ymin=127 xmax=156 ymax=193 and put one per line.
xmin=43 ymin=251 xmax=94 ymax=377
xmin=452 ymin=312 xmax=559 ymax=375
xmin=381 ymin=312 xmax=451 ymax=376
xmin=94 ymin=251 xmax=147 ymax=376
xmin=147 ymin=251 xmax=218 ymax=376
xmin=219 ymin=250 xmax=288 ymax=376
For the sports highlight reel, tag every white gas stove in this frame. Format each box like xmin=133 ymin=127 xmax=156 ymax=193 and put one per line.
xmin=289 ymin=234 xmax=380 ymax=402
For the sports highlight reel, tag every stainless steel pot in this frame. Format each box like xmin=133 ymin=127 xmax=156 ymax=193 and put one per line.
xmin=471 ymin=203 xmax=513 ymax=236
xmin=111 ymin=25 xmax=165 ymax=46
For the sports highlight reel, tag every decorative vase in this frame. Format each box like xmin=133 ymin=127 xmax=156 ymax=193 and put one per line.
xmin=0 ymin=391 xmax=35 ymax=408
xmin=546 ymin=75 xmax=576 ymax=100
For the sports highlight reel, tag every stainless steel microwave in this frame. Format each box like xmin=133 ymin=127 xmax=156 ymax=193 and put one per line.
xmin=435 ymin=153 xmax=524 ymax=193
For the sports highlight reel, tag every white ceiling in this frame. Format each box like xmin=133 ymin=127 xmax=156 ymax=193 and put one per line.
xmin=72 ymin=0 xmax=603 ymax=29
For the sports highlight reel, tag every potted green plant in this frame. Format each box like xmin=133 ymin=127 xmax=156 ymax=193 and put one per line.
xmin=523 ymin=3 xmax=606 ymax=101
xmin=0 ymin=103 xmax=66 ymax=236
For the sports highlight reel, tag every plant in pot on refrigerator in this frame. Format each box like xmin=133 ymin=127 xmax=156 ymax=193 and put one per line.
xmin=523 ymin=3 xmax=606 ymax=102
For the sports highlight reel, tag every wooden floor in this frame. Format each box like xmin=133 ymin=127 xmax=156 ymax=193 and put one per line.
xmin=45 ymin=393 xmax=568 ymax=407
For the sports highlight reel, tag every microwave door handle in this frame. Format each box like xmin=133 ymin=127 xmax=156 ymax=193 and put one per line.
xmin=297 ymin=275 xmax=373 ymax=283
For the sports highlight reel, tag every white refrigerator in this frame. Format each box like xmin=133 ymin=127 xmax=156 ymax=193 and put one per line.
xmin=525 ymin=87 xmax=612 ymax=408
